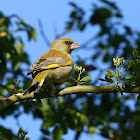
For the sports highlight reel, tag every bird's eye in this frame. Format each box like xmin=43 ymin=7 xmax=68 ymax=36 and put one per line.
xmin=65 ymin=41 xmax=71 ymax=45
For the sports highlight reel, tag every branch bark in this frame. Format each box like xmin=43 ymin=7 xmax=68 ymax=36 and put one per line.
xmin=0 ymin=85 xmax=140 ymax=111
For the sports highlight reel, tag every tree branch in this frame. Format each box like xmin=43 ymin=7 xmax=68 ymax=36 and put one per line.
xmin=74 ymin=131 xmax=81 ymax=140
xmin=59 ymin=85 xmax=140 ymax=96
xmin=0 ymin=85 xmax=140 ymax=111
xmin=0 ymin=93 xmax=34 ymax=111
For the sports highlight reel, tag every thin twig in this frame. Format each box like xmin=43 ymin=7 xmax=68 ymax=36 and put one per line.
xmin=74 ymin=131 xmax=81 ymax=140
xmin=55 ymin=28 xmax=74 ymax=39
xmin=38 ymin=19 xmax=51 ymax=46
xmin=80 ymin=35 xmax=98 ymax=48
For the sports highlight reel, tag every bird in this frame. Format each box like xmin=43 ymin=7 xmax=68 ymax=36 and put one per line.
xmin=24 ymin=38 xmax=80 ymax=97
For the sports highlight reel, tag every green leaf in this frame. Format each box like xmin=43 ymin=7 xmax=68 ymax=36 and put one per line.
xmin=70 ymin=12 xmax=76 ymax=18
xmin=80 ymin=114 xmax=89 ymax=125
xmin=99 ymin=76 xmax=114 ymax=84
xmin=74 ymin=64 xmax=79 ymax=72
xmin=90 ymin=8 xmax=112 ymax=25
xmin=13 ymin=43 xmax=24 ymax=70
xmin=61 ymin=123 xmax=68 ymax=134
xmin=18 ymin=128 xmax=22 ymax=135
xmin=16 ymin=88 xmax=24 ymax=93
xmin=42 ymin=119 xmax=55 ymax=127
xmin=105 ymin=76 xmax=114 ymax=84
xmin=103 ymin=53 xmax=109 ymax=62
xmin=80 ymin=76 xmax=91 ymax=82
xmin=19 ymin=19 xmax=27 ymax=26
xmin=133 ymin=50 xmax=138 ymax=58
xmin=99 ymin=78 xmax=106 ymax=81
xmin=14 ymin=43 xmax=24 ymax=55
xmin=21 ymin=133 xmax=25 ymax=140
xmin=6 ymin=52 xmax=11 ymax=60
xmin=18 ymin=128 xmax=28 ymax=140
xmin=88 ymin=126 xmax=98 ymax=136
xmin=31 ymin=28 xmax=37 ymax=40
xmin=52 ymin=126 xmax=63 ymax=140
xmin=123 ymin=79 xmax=134 ymax=85
xmin=126 ymin=74 xmax=135 ymax=80
xmin=79 ymin=23 xmax=86 ymax=31
xmin=105 ymin=70 xmax=116 ymax=77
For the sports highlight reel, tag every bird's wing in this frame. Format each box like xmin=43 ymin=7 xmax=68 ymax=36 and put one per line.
xmin=27 ymin=56 xmax=70 ymax=75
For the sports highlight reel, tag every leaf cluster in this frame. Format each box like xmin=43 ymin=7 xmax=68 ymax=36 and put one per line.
xmin=100 ymin=51 xmax=140 ymax=88
xmin=18 ymin=128 xmax=30 ymax=140
xmin=126 ymin=50 xmax=140 ymax=86
xmin=0 ymin=12 xmax=36 ymax=96
xmin=67 ymin=0 xmax=140 ymax=66
xmin=67 ymin=64 xmax=91 ymax=86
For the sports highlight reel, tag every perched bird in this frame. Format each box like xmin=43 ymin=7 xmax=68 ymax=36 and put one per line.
xmin=24 ymin=38 xmax=80 ymax=96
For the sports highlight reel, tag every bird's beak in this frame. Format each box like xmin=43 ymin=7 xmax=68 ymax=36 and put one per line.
xmin=71 ymin=42 xmax=80 ymax=50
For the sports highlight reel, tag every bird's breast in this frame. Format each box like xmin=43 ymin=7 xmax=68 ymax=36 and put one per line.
xmin=48 ymin=65 xmax=73 ymax=84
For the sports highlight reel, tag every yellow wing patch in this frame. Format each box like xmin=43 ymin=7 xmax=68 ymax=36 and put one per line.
xmin=39 ymin=80 xmax=44 ymax=87
xmin=33 ymin=70 xmax=49 ymax=84
xmin=42 ymin=63 xmax=59 ymax=69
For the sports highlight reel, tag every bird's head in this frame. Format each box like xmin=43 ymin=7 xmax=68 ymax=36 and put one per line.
xmin=50 ymin=38 xmax=80 ymax=54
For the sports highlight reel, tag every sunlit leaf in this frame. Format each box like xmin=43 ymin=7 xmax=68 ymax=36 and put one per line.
xmin=88 ymin=126 xmax=98 ymax=136
xmin=52 ymin=126 xmax=63 ymax=140
xmin=80 ymin=76 xmax=91 ymax=82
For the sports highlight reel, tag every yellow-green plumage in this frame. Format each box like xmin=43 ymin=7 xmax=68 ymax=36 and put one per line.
xmin=24 ymin=38 xmax=80 ymax=96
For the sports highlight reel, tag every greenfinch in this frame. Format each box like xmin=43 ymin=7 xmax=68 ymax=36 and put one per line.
xmin=24 ymin=38 xmax=80 ymax=96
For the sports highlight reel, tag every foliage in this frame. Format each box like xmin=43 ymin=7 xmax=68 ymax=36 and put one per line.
xmin=18 ymin=128 xmax=30 ymax=140
xmin=100 ymin=57 xmax=126 ymax=85
xmin=67 ymin=0 xmax=139 ymax=65
xmin=100 ymin=51 xmax=140 ymax=94
xmin=1 ymin=0 xmax=140 ymax=140
xmin=0 ymin=12 xmax=36 ymax=98
xmin=67 ymin=64 xmax=91 ymax=85
xmin=127 ymin=50 xmax=140 ymax=86
xmin=0 ymin=126 xmax=17 ymax=140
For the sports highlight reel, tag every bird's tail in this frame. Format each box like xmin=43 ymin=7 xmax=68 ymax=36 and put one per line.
xmin=23 ymin=82 xmax=39 ymax=95
xmin=24 ymin=70 xmax=49 ymax=96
